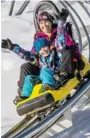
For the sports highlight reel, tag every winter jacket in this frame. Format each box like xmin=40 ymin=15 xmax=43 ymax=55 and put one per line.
xmin=55 ymin=20 xmax=82 ymax=61
xmin=12 ymin=24 xmax=57 ymax=58
xmin=13 ymin=45 xmax=61 ymax=71
xmin=31 ymin=24 xmax=57 ymax=53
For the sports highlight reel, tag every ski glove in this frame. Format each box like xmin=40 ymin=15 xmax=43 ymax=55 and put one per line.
xmin=59 ymin=8 xmax=69 ymax=21
xmin=1 ymin=39 xmax=15 ymax=50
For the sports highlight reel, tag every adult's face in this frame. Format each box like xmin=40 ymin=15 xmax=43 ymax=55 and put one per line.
xmin=39 ymin=20 xmax=52 ymax=34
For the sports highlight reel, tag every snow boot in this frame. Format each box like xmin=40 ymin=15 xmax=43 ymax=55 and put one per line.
xmin=13 ymin=95 xmax=23 ymax=105
xmin=54 ymin=72 xmax=69 ymax=89
xmin=43 ymin=84 xmax=54 ymax=92
xmin=59 ymin=72 xmax=69 ymax=85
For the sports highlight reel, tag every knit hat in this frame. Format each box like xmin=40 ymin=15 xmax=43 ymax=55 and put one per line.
xmin=34 ymin=38 xmax=50 ymax=54
xmin=37 ymin=11 xmax=54 ymax=24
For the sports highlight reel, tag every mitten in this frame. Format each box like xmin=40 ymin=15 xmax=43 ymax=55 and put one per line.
xmin=59 ymin=8 xmax=69 ymax=21
xmin=1 ymin=39 xmax=8 ymax=49
xmin=50 ymin=45 xmax=56 ymax=51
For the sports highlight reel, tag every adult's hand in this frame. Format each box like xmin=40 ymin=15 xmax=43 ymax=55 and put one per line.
xmin=59 ymin=8 xmax=69 ymax=21
xmin=1 ymin=39 xmax=8 ymax=49
xmin=1 ymin=38 xmax=14 ymax=50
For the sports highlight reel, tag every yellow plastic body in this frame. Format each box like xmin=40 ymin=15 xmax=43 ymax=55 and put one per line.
xmin=16 ymin=56 xmax=90 ymax=107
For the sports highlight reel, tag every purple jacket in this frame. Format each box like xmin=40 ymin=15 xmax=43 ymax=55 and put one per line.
xmin=55 ymin=20 xmax=82 ymax=61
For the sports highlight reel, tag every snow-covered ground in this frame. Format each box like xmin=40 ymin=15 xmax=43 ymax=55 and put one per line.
xmin=1 ymin=1 xmax=90 ymax=136
xmin=1 ymin=1 xmax=36 ymax=135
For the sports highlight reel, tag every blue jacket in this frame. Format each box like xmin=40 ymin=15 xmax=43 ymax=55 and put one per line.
xmin=13 ymin=45 xmax=61 ymax=71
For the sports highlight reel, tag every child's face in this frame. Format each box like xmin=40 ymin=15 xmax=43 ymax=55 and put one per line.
xmin=39 ymin=46 xmax=50 ymax=57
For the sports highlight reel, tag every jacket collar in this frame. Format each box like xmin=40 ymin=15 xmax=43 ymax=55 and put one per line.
xmin=34 ymin=24 xmax=57 ymax=40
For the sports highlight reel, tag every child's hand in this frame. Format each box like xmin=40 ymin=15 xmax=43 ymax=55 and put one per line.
xmin=50 ymin=45 xmax=56 ymax=51
xmin=30 ymin=57 xmax=38 ymax=66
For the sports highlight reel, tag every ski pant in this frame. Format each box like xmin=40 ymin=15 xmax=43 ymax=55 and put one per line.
xmin=21 ymin=68 xmax=56 ymax=97
xmin=59 ymin=49 xmax=85 ymax=75
xmin=18 ymin=62 xmax=40 ymax=89
xmin=59 ymin=49 xmax=77 ymax=75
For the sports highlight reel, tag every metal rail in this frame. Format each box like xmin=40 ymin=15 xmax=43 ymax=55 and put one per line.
xmin=1 ymin=115 xmax=39 ymax=138
xmin=78 ymin=1 xmax=90 ymax=17
xmin=12 ymin=80 xmax=90 ymax=138
xmin=15 ymin=1 xmax=30 ymax=16
xmin=51 ymin=116 xmax=90 ymax=138
xmin=9 ymin=1 xmax=15 ymax=16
